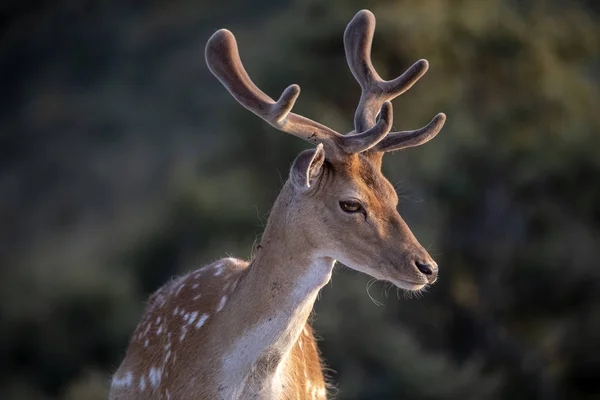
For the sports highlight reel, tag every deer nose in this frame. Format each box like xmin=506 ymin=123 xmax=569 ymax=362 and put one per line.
xmin=415 ymin=261 xmax=438 ymax=283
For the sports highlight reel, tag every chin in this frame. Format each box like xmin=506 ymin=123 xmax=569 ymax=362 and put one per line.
xmin=389 ymin=278 xmax=428 ymax=291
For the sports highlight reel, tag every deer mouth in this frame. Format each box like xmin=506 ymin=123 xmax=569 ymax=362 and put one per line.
xmin=379 ymin=262 xmax=430 ymax=291
xmin=390 ymin=278 xmax=428 ymax=291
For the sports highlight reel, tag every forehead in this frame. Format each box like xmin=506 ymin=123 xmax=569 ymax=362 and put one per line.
xmin=337 ymin=154 xmax=397 ymax=203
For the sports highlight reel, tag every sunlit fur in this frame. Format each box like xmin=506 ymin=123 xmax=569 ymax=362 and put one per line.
xmin=303 ymin=151 xmax=437 ymax=288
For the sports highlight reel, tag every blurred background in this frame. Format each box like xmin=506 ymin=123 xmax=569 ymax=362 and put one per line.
xmin=2 ymin=0 xmax=599 ymax=399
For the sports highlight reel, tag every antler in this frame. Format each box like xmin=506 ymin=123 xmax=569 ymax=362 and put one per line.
xmin=206 ymin=29 xmax=394 ymax=155
xmin=344 ymin=10 xmax=446 ymax=153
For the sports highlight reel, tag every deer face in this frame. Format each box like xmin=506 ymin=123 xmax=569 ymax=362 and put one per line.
xmin=291 ymin=146 xmax=437 ymax=291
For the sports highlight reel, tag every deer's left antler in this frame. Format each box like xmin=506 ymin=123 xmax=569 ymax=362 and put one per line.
xmin=205 ymin=29 xmax=393 ymax=157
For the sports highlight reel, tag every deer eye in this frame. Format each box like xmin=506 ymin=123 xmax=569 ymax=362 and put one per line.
xmin=339 ymin=200 xmax=363 ymax=214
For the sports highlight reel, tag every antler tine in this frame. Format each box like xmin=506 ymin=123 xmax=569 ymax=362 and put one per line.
xmin=344 ymin=10 xmax=445 ymax=152
xmin=371 ymin=112 xmax=446 ymax=153
xmin=206 ymin=29 xmax=391 ymax=155
xmin=343 ymin=101 xmax=393 ymax=153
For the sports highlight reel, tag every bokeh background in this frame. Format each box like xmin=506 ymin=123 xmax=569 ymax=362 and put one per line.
xmin=2 ymin=0 xmax=600 ymax=399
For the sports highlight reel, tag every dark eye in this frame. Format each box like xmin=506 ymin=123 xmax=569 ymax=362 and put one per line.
xmin=339 ymin=200 xmax=363 ymax=214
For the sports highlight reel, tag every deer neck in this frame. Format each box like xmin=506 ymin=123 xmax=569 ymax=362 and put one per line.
xmin=218 ymin=182 xmax=334 ymax=388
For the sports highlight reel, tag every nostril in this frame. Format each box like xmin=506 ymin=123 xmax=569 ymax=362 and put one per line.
xmin=415 ymin=261 xmax=434 ymax=276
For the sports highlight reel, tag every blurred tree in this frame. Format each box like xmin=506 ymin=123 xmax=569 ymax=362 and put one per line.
xmin=1 ymin=0 xmax=599 ymax=399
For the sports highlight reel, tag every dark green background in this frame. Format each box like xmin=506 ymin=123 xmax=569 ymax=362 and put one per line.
xmin=2 ymin=0 xmax=599 ymax=398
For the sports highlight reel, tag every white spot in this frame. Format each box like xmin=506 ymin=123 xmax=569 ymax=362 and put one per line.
xmin=183 ymin=313 xmax=190 ymax=322
xmin=173 ymin=307 xmax=179 ymax=316
xmin=142 ymin=323 xmax=151 ymax=337
xmin=176 ymin=284 xmax=185 ymax=296
xmin=217 ymin=295 xmax=227 ymax=312
xmin=188 ymin=311 xmax=198 ymax=324
xmin=165 ymin=349 xmax=172 ymax=363
xmin=157 ymin=325 xmax=163 ymax=335
xmin=144 ymin=339 xmax=149 ymax=348
xmin=111 ymin=371 xmax=133 ymax=388
xmin=213 ymin=262 xmax=225 ymax=276
xmin=139 ymin=375 xmax=146 ymax=391
xmin=192 ymin=283 xmax=199 ymax=289
xmin=149 ymin=367 xmax=161 ymax=388
xmin=193 ymin=294 xmax=201 ymax=301
xmin=195 ymin=313 xmax=209 ymax=329
xmin=156 ymin=316 xmax=161 ymax=324
xmin=179 ymin=309 xmax=184 ymax=316
xmin=180 ymin=326 xmax=188 ymax=342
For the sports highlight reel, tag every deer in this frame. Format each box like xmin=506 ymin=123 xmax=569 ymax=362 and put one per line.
xmin=109 ymin=9 xmax=446 ymax=400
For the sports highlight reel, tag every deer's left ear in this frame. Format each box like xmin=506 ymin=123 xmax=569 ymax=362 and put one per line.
xmin=291 ymin=143 xmax=326 ymax=191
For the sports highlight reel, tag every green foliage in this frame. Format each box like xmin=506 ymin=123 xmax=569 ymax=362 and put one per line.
xmin=1 ymin=0 xmax=599 ymax=399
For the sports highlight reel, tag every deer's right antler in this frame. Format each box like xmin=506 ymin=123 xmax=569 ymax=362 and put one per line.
xmin=344 ymin=10 xmax=446 ymax=153
xmin=205 ymin=29 xmax=393 ymax=156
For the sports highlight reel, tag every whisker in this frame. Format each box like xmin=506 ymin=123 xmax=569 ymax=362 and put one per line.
xmin=384 ymin=282 xmax=393 ymax=299
xmin=399 ymin=194 xmax=423 ymax=203
xmin=366 ymin=278 xmax=383 ymax=306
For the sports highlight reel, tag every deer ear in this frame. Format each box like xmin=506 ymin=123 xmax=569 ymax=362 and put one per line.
xmin=291 ymin=143 xmax=326 ymax=191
